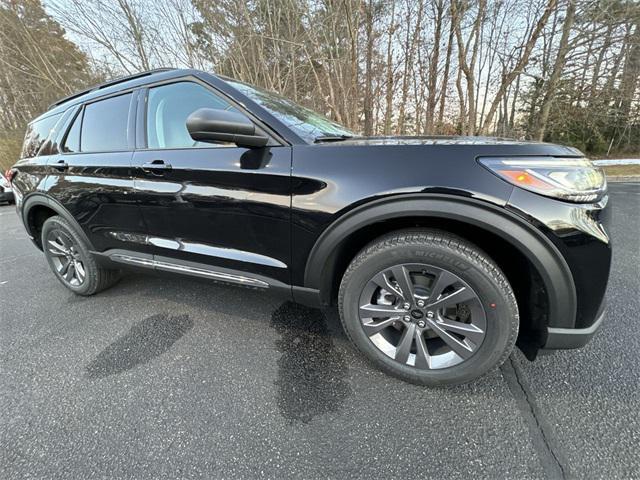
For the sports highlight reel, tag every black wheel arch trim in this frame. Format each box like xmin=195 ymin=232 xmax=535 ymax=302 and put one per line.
xmin=303 ymin=193 xmax=577 ymax=329
xmin=21 ymin=193 xmax=96 ymax=251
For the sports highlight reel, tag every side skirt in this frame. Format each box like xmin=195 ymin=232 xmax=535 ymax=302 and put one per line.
xmin=91 ymin=249 xmax=322 ymax=308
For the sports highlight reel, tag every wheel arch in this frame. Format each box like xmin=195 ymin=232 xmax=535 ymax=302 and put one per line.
xmin=303 ymin=194 xmax=577 ymax=338
xmin=22 ymin=194 xmax=95 ymax=251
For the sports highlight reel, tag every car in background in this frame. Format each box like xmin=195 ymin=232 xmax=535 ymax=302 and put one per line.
xmin=0 ymin=171 xmax=14 ymax=204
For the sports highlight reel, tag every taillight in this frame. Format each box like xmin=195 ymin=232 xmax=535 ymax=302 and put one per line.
xmin=5 ymin=169 xmax=15 ymax=183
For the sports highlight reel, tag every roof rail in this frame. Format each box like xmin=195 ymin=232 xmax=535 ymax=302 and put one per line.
xmin=49 ymin=68 xmax=175 ymax=108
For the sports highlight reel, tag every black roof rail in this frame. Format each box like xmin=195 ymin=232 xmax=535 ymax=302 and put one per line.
xmin=49 ymin=68 xmax=175 ymax=108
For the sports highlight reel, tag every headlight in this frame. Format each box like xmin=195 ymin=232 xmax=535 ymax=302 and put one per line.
xmin=479 ymin=156 xmax=606 ymax=203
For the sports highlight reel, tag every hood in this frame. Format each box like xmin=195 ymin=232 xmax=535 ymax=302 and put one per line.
xmin=333 ymin=135 xmax=549 ymax=146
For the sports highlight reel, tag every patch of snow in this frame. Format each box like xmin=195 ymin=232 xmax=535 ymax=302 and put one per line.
xmin=593 ymin=159 xmax=640 ymax=166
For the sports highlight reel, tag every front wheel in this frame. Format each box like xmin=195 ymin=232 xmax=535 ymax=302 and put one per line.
xmin=338 ymin=230 xmax=519 ymax=386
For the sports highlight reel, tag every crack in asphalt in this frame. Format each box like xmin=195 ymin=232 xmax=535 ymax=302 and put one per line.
xmin=501 ymin=356 xmax=570 ymax=480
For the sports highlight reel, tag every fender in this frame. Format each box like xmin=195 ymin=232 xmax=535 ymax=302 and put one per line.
xmin=21 ymin=193 xmax=96 ymax=251
xmin=303 ymin=193 xmax=577 ymax=329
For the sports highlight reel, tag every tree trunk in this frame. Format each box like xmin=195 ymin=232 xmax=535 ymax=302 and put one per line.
xmin=479 ymin=0 xmax=557 ymax=135
xmin=534 ymin=0 xmax=576 ymax=141
xmin=424 ymin=0 xmax=444 ymax=134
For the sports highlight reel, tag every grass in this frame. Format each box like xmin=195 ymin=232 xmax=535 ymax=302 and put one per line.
xmin=602 ymin=164 xmax=640 ymax=178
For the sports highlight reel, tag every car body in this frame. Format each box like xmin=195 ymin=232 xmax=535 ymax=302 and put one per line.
xmin=9 ymin=68 xmax=611 ymax=385
xmin=0 ymin=172 xmax=14 ymax=204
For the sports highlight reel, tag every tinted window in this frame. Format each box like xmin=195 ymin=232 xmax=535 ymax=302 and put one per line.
xmin=146 ymin=82 xmax=239 ymax=149
xmin=21 ymin=113 xmax=62 ymax=158
xmin=63 ymin=110 xmax=81 ymax=153
xmin=81 ymin=93 xmax=131 ymax=152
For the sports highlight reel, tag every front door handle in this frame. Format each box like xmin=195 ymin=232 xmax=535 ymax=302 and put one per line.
xmin=142 ymin=160 xmax=172 ymax=172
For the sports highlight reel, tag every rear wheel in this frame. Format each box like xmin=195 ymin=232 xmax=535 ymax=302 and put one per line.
xmin=338 ymin=229 xmax=518 ymax=386
xmin=41 ymin=215 xmax=120 ymax=295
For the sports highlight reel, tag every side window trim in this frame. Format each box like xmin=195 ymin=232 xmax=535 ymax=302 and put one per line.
xmin=46 ymin=106 xmax=78 ymax=156
xmin=127 ymin=89 xmax=140 ymax=151
xmin=135 ymin=87 xmax=147 ymax=150
xmin=59 ymin=106 xmax=83 ymax=155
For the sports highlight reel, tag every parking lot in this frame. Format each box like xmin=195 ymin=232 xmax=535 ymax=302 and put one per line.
xmin=1 ymin=182 xmax=638 ymax=479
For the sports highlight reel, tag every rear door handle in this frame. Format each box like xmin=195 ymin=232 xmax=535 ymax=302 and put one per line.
xmin=142 ymin=160 xmax=172 ymax=172
xmin=52 ymin=159 xmax=68 ymax=171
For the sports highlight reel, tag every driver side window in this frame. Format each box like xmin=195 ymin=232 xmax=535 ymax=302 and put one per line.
xmin=146 ymin=82 xmax=241 ymax=149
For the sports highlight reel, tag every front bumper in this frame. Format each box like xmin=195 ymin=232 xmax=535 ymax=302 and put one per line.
xmin=543 ymin=305 xmax=605 ymax=350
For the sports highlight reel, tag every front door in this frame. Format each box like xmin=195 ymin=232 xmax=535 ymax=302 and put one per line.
xmin=131 ymin=80 xmax=292 ymax=285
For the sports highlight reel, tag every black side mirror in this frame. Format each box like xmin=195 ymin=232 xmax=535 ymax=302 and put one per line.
xmin=186 ymin=108 xmax=268 ymax=148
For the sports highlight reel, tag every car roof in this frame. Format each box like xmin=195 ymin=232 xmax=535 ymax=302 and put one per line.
xmin=33 ymin=68 xmax=206 ymax=123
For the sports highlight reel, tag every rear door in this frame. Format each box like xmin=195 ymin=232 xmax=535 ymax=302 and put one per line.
xmin=130 ymin=80 xmax=292 ymax=285
xmin=46 ymin=91 xmax=149 ymax=254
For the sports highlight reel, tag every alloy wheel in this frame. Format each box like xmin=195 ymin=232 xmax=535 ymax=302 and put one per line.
xmin=45 ymin=229 xmax=86 ymax=287
xmin=358 ymin=263 xmax=487 ymax=369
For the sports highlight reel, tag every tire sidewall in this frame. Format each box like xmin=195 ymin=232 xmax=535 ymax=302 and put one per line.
xmin=340 ymin=240 xmax=517 ymax=386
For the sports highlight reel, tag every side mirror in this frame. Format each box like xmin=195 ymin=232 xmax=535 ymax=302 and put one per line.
xmin=186 ymin=108 xmax=269 ymax=148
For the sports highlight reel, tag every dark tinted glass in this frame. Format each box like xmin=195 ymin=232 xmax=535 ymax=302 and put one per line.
xmin=81 ymin=93 xmax=131 ymax=152
xmin=21 ymin=113 xmax=62 ymax=158
xmin=63 ymin=110 xmax=82 ymax=153
xmin=146 ymin=82 xmax=239 ymax=149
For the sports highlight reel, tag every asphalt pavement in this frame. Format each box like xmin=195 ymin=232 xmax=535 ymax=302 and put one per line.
xmin=1 ymin=183 xmax=638 ymax=479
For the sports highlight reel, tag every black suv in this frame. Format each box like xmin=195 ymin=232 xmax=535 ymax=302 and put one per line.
xmin=9 ymin=68 xmax=610 ymax=386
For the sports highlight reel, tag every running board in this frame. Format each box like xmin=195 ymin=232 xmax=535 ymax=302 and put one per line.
xmin=109 ymin=253 xmax=269 ymax=289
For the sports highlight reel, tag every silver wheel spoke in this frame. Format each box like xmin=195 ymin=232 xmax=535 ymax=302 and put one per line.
xmin=428 ymin=319 xmax=474 ymax=359
xmin=371 ymin=271 xmax=403 ymax=299
xmin=436 ymin=317 xmax=484 ymax=344
xmin=362 ymin=317 xmax=399 ymax=336
xmin=47 ymin=240 xmax=67 ymax=256
xmin=64 ymin=263 xmax=76 ymax=282
xmin=75 ymin=261 xmax=86 ymax=282
xmin=428 ymin=270 xmax=457 ymax=302
xmin=414 ymin=331 xmax=431 ymax=369
xmin=428 ymin=286 xmax=475 ymax=310
xmin=395 ymin=323 xmax=416 ymax=364
xmin=391 ymin=265 xmax=414 ymax=302
xmin=59 ymin=258 xmax=71 ymax=276
xmin=359 ymin=303 xmax=406 ymax=318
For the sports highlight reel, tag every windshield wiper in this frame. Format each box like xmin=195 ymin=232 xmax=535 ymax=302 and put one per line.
xmin=314 ymin=135 xmax=354 ymax=143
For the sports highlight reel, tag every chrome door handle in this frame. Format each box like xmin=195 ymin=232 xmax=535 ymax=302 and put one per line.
xmin=142 ymin=160 xmax=172 ymax=172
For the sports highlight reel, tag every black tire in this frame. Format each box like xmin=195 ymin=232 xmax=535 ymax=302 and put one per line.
xmin=338 ymin=229 xmax=518 ymax=386
xmin=41 ymin=215 xmax=120 ymax=295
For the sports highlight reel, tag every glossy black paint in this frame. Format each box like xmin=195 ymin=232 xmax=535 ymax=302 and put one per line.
xmin=131 ymin=146 xmax=291 ymax=282
xmin=11 ymin=68 xmax=611 ymax=354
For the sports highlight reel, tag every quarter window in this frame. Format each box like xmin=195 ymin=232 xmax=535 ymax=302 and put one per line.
xmin=81 ymin=93 xmax=132 ymax=152
xmin=21 ymin=113 xmax=62 ymax=159
xmin=62 ymin=110 xmax=81 ymax=153
xmin=146 ymin=82 xmax=240 ymax=149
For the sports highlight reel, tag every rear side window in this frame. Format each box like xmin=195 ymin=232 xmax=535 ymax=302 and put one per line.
xmin=80 ymin=93 xmax=132 ymax=152
xmin=21 ymin=113 xmax=62 ymax=159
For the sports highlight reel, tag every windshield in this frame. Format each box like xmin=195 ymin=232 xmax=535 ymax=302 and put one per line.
xmin=226 ymin=79 xmax=355 ymax=143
